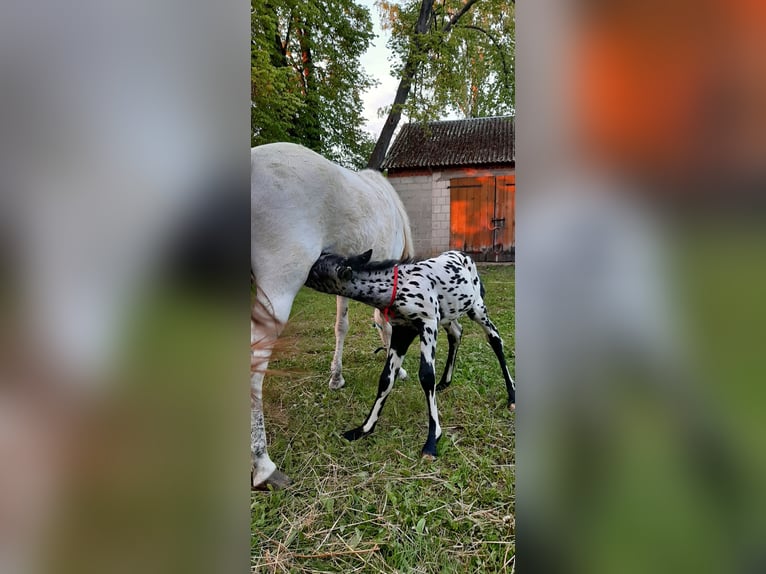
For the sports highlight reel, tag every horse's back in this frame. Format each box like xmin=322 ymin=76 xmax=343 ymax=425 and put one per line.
xmin=251 ymin=143 xmax=358 ymax=235
xmin=252 ymin=143 xmax=406 ymax=252
xmin=251 ymin=143 xmax=351 ymax=205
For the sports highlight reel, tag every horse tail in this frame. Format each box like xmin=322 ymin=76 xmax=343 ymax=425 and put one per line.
xmin=360 ymin=168 xmax=416 ymax=260
xmin=393 ymin=190 xmax=416 ymax=260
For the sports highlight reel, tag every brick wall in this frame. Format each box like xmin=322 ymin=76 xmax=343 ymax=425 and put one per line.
xmin=431 ymin=174 xmax=451 ymax=254
xmin=388 ymin=174 xmax=433 ymax=257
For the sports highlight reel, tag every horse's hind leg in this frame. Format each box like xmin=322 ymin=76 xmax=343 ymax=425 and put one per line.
xmin=374 ymin=308 xmax=408 ymax=380
xmin=436 ymin=321 xmax=462 ymax=392
xmin=250 ymin=288 xmax=295 ymax=490
xmin=469 ymin=304 xmax=516 ymax=410
xmin=251 ymin=370 xmax=289 ymax=489
xmin=328 ymin=296 xmax=350 ymax=389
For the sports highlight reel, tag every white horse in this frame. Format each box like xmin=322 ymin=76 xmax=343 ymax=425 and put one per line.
xmin=251 ymin=143 xmax=414 ymax=489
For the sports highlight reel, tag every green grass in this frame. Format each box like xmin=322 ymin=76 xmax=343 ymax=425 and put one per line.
xmin=252 ymin=265 xmax=515 ymax=573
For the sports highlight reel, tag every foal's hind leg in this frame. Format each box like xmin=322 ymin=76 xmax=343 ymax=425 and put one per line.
xmin=374 ymin=308 xmax=408 ymax=380
xmin=469 ymin=304 xmax=516 ymax=410
xmin=436 ymin=321 xmax=462 ymax=392
xmin=417 ymin=320 xmax=443 ymax=458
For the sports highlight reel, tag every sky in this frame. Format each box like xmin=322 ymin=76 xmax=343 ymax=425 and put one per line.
xmin=358 ymin=0 xmax=459 ymax=140
xmin=358 ymin=0 xmax=399 ymax=138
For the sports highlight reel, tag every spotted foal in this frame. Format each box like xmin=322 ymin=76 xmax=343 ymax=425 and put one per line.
xmin=305 ymin=249 xmax=515 ymax=458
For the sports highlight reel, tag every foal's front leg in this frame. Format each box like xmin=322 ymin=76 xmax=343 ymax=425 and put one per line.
xmin=418 ymin=320 xmax=442 ymax=458
xmin=344 ymin=325 xmax=418 ymax=441
xmin=374 ymin=308 xmax=408 ymax=380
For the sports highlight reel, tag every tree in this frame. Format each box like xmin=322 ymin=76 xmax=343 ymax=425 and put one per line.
xmin=368 ymin=0 xmax=514 ymax=169
xmin=251 ymin=0 xmax=377 ymax=168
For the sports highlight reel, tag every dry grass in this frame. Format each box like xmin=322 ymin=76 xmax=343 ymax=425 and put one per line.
xmin=252 ymin=265 xmax=515 ymax=573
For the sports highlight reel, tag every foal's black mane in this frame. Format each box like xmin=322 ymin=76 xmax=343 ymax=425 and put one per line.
xmin=348 ymin=255 xmax=417 ymax=273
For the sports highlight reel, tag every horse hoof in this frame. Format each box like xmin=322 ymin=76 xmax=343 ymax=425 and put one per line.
xmin=435 ymin=381 xmax=449 ymax=392
xmin=508 ymin=402 xmax=516 ymax=412
xmin=421 ymin=451 xmax=437 ymax=461
xmin=398 ymin=367 xmax=408 ymax=380
xmin=343 ymin=427 xmax=367 ymax=441
xmin=252 ymin=469 xmax=292 ymax=491
xmin=328 ymin=375 xmax=345 ymax=390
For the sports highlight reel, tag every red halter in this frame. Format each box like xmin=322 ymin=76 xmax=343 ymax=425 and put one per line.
xmin=382 ymin=265 xmax=399 ymax=323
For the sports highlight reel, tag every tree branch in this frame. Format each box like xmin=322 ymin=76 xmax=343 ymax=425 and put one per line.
xmin=367 ymin=0 xmax=483 ymax=170
xmin=264 ymin=3 xmax=288 ymax=67
xmin=458 ymin=23 xmax=513 ymax=93
xmin=443 ymin=0 xmax=480 ymax=33
xmin=415 ymin=0 xmax=436 ymax=35
xmin=283 ymin=8 xmax=294 ymax=54
xmin=366 ymin=0 xmax=436 ymax=170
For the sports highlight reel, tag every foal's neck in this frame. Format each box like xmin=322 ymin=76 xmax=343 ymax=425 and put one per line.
xmin=339 ymin=267 xmax=397 ymax=309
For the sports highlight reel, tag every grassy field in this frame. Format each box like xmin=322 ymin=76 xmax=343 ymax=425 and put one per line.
xmin=252 ymin=264 xmax=515 ymax=573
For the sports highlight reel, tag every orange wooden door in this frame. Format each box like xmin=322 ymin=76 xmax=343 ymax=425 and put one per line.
xmin=450 ymin=175 xmax=515 ymax=261
xmin=494 ymin=174 xmax=515 ymax=255
xmin=450 ymin=176 xmax=493 ymax=254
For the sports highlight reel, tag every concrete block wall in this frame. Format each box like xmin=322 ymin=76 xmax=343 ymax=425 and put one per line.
xmin=431 ymin=174 xmax=451 ymax=254
xmin=388 ymin=174 xmax=433 ymax=257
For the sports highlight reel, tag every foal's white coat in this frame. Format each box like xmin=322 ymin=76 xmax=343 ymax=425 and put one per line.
xmin=250 ymin=143 xmax=414 ymax=488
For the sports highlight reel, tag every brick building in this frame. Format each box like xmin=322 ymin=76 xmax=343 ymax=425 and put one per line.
xmin=382 ymin=116 xmax=515 ymax=261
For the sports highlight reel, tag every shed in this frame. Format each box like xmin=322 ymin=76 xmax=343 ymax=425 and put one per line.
xmin=382 ymin=116 xmax=515 ymax=261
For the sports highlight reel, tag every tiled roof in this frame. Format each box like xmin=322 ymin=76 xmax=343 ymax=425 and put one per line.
xmin=381 ymin=116 xmax=514 ymax=170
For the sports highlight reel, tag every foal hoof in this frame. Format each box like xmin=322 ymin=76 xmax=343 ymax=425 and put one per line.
xmin=421 ymin=437 xmax=440 ymax=459
xmin=398 ymin=367 xmax=408 ymax=380
xmin=252 ymin=468 xmax=292 ymax=491
xmin=343 ymin=426 xmax=368 ymax=441
xmin=435 ymin=381 xmax=450 ymax=392
xmin=508 ymin=402 xmax=516 ymax=412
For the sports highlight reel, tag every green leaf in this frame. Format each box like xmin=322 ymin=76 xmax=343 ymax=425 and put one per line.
xmin=284 ymin=527 xmax=299 ymax=547
xmin=348 ymin=529 xmax=363 ymax=548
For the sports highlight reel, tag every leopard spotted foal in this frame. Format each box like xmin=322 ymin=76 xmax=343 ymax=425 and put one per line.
xmin=305 ymin=250 xmax=515 ymax=457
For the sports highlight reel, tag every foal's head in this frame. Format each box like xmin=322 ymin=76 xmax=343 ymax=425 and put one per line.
xmin=305 ymin=249 xmax=374 ymax=292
